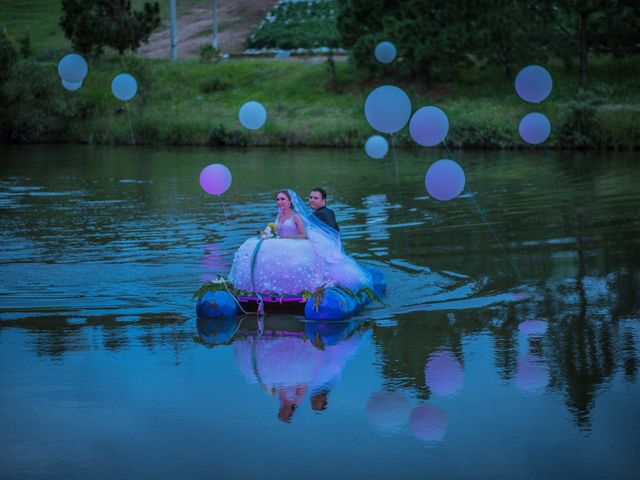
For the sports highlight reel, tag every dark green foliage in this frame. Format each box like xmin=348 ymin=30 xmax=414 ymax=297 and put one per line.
xmin=0 ymin=30 xmax=18 ymax=82
xmin=248 ymin=0 xmax=341 ymax=50
xmin=200 ymin=76 xmax=230 ymax=94
xmin=59 ymin=0 xmax=160 ymax=57
xmin=0 ymin=60 xmax=77 ymax=143
xmin=557 ymin=89 xmax=605 ymax=148
xmin=18 ymin=35 xmax=32 ymax=58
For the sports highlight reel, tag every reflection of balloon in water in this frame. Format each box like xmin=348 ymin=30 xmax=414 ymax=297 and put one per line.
xmin=365 ymin=391 xmax=410 ymax=432
xmin=364 ymin=135 xmax=389 ymax=159
xmin=519 ymin=112 xmax=551 ymax=144
xmin=58 ymin=53 xmax=88 ymax=83
xmin=515 ymin=355 xmax=549 ymax=392
xmin=199 ymin=163 xmax=232 ymax=195
xmin=518 ymin=320 xmax=548 ymax=336
xmin=409 ymin=106 xmax=449 ymax=147
xmin=515 ymin=65 xmax=553 ymax=103
xmin=111 ymin=73 xmax=138 ymax=101
xmin=364 ymin=85 xmax=412 ymax=134
xmin=409 ymin=405 xmax=447 ymax=442
xmin=196 ymin=317 xmax=241 ymax=345
xmin=425 ymin=159 xmax=466 ymax=201
xmin=62 ymin=79 xmax=82 ymax=91
xmin=374 ymin=41 xmax=397 ymax=64
xmin=425 ymin=349 xmax=464 ymax=396
xmin=239 ymin=101 xmax=267 ymax=130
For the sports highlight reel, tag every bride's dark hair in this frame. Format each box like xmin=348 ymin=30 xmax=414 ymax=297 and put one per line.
xmin=277 ymin=189 xmax=294 ymax=209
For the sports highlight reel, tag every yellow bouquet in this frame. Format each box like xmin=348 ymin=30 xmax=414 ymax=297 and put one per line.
xmin=260 ymin=222 xmax=278 ymax=239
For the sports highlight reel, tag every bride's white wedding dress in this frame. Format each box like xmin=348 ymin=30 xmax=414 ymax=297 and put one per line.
xmin=228 ymin=192 xmax=371 ymax=295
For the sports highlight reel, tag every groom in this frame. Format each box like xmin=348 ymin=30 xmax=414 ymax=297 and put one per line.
xmin=308 ymin=187 xmax=339 ymax=232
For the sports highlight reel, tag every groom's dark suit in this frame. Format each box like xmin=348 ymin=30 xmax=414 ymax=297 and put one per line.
xmin=313 ymin=206 xmax=339 ymax=232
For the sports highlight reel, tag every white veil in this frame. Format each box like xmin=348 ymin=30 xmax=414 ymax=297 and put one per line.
xmin=284 ymin=189 xmax=372 ymax=290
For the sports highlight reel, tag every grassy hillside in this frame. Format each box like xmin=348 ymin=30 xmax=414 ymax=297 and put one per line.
xmin=49 ymin=54 xmax=640 ymax=149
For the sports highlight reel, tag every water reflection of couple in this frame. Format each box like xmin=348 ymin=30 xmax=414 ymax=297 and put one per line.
xmin=229 ymin=189 xmax=372 ymax=295
xmin=232 ymin=320 xmax=368 ymax=423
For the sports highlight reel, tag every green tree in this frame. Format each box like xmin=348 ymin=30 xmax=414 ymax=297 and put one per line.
xmin=548 ymin=0 xmax=640 ymax=85
xmin=337 ymin=0 xmax=480 ymax=84
xmin=60 ymin=0 xmax=160 ymax=57
xmin=0 ymin=29 xmax=18 ymax=82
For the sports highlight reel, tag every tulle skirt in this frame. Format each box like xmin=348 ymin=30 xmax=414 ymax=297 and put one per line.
xmin=228 ymin=237 xmax=370 ymax=294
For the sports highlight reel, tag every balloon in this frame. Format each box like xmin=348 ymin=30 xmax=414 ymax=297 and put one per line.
xmin=364 ymin=135 xmax=389 ymax=159
xmin=409 ymin=405 xmax=447 ymax=442
xmin=62 ymin=79 xmax=82 ymax=91
xmin=424 ymin=349 xmax=464 ymax=396
xmin=57 ymin=53 xmax=88 ymax=83
xmin=111 ymin=73 xmax=138 ymax=101
xmin=365 ymin=391 xmax=410 ymax=432
xmin=364 ymin=85 xmax=412 ymax=134
xmin=409 ymin=106 xmax=449 ymax=147
xmin=518 ymin=320 xmax=548 ymax=336
xmin=519 ymin=112 xmax=551 ymax=144
xmin=425 ymin=159 xmax=466 ymax=201
xmin=199 ymin=163 xmax=232 ymax=195
xmin=515 ymin=65 xmax=552 ymax=103
xmin=239 ymin=101 xmax=267 ymax=130
xmin=374 ymin=41 xmax=396 ymax=64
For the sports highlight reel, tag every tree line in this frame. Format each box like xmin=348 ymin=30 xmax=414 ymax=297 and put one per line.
xmin=337 ymin=0 xmax=640 ymax=86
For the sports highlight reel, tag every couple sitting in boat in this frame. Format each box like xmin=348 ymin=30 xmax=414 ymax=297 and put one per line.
xmin=228 ymin=188 xmax=372 ymax=295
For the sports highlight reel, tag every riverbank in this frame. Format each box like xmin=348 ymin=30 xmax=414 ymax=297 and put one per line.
xmin=3 ymin=55 xmax=639 ymax=149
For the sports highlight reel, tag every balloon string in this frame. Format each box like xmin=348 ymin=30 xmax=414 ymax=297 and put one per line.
xmin=442 ymin=141 xmax=523 ymax=282
xmin=543 ymin=145 xmax=560 ymax=201
xmin=390 ymin=134 xmax=411 ymax=254
xmin=124 ymin=101 xmax=136 ymax=145
xmin=219 ymin=195 xmax=230 ymax=227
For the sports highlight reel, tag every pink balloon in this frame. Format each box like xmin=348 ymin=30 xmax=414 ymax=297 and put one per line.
xmin=409 ymin=405 xmax=447 ymax=442
xmin=199 ymin=164 xmax=232 ymax=195
xmin=425 ymin=349 xmax=464 ymax=396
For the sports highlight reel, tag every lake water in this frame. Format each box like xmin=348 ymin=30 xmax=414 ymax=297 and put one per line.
xmin=1 ymin=145 xmax=638 ymax=479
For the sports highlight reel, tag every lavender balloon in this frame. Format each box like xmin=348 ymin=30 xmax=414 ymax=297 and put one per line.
xmin=364 ymin=135 xmax=389 ymax=159
xmin=518 ymin=320 xmax=548 ymax=336
xmin=239 ymin=101 xmax=267 ymax=130
xmin=374 ymin=41 xmax=397 ymax=64
xmin=111 ymin=73 xmax=138 ymax=101
xmin=424 ymin=349 xmax=464 ymax=396
xmin=425 ymin=159 xmax=466 ymax=201
xmin=365 ymin=391 xmax=410 ymax=432
xmin=199 ymin=164 xmax=232 ymax=195
xmin=515 ymin=65 xmax=552 ymax=103
xmin=515 ymin=355 xmax=549 ymax=393
xmin=364 ymin=85 xmax=412 ymax=134
xmin=57 ymin=53 xmax=88 ymax=83
xmin=409 ymin=405 xmax=447 ymax=442
xmin=409 ymin=106 xmax=449 ymax=147
xmin=519 ymin=112 xmax=551 ymax=144
xmin=62 ymin=79 xmax=82 ymax=91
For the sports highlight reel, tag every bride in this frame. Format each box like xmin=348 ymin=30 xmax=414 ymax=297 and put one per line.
xmin=228 ymin=189 xmax=371 ymax=294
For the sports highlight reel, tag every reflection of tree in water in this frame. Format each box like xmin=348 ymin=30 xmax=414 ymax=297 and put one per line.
xmin=3 ymin=314 xmax=190 ymax=359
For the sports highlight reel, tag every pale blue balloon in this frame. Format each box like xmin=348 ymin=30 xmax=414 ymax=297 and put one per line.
xmin=375 ymin=41 xmax=396 ymax=64
xmin=425 ymin=159 xmax=466 ymax=201
xmin=364 ymin=85 xmax=412 ymax=134
xmin=519 ymin=112 xmax=551 ymax=144
xmin=111 ymin=73 xmax=138 ymax=101
xmin=62 ymin=79 xmax=82 ymax=91
xmin=58 ymin=53 xmax=88 ymax=83
xmin=515 ymin=65 xmax=552 ymax=103
xmin=239 ymin=101 xmax=267 ymax=130
xmin=365 ymin=135 xmax=389 ymax=159
xmin=409 ymin=106 xmax=449 ymax=147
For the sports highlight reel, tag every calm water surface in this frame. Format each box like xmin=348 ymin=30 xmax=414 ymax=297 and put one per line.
xmin=1 ymin=145 xmax=638 ymax=479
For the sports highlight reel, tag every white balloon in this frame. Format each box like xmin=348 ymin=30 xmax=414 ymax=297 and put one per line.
xmin=111 ymin=73 xmax=138 ymax=101
xmin=239 ymin=101 xmax=267 ymax=130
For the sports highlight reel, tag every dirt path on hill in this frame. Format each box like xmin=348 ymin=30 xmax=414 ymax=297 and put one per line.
xmin=138 ymin=0 xmax=278 ymax=59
